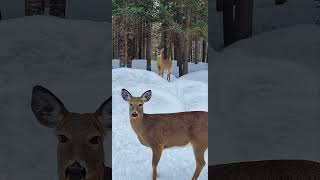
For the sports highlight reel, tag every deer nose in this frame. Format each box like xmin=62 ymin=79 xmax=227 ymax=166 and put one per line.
xmin=131 ymin=112 xmax=138 ymax=118
xmin=65 ymin=161 xmax=87 ymax=180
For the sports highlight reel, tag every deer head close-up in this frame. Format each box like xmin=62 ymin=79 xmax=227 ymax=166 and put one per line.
xmin=31 ymin=85 xmax=112 ymax=180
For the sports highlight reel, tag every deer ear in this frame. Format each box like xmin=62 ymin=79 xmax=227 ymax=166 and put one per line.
xmin=95 ymin=97 xmax=112 ymax=131
xmin=141 ymin=90 xmax=152 ymax=102
xmin=121 ymin=89 xmax=132 ymax=101
xmin=31 ymin=86 xmax=68 ymax=128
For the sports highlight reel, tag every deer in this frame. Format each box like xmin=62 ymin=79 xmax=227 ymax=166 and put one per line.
xmin=31 ymin=85 xmax=112 ymax=180
xmin=209 ymin=160 xmax=320 ymax=180
xmin=121 ymin=89 xmax=208 ymax=180
xmin=156 ymin=48 xmax=172 ymax=82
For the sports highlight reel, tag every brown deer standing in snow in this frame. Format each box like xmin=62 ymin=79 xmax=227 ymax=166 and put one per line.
xmin=121 ymin=89 xmax=208 ymax=180
xmin=209 ymin=160 xmax=320 ymax=180
xmin=157 ymin=48 xmax=172 ymax=82
xmin=31 ymin=85 xmax=112 ymax=180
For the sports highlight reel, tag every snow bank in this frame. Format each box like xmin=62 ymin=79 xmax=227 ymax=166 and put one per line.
xmin=225 ymin=24 xmax=320 ymax=67
xmin=112 ymin=68 xmax=208 ymax=179
xmin=0 ymin=16 xmax=112 ymax=179
xmin=112 ymin=59 xmax=208 ymax=79
xmin=210 ymin=25 xmax=320 ymax=165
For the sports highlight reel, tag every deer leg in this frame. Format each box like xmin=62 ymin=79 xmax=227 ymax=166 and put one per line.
xmin=191 ymin=142 xmax=206 ymax=180
xmin=151 ymin=145 xmax=163 ymax=180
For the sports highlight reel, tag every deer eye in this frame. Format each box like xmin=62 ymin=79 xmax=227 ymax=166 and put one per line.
xmin=138 ymin=104 xmax=142 ymax=107
xmin=89 ymin=136 xmax=101 ymax=145
xmin=130 ymin=103 xmax=133 ymax=107
xmin=58 ymin=135 xmax=69 ymax=143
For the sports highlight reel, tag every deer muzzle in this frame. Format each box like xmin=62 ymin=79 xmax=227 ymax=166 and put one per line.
xmin=131 ymin=111 xmax=138 ymax=118
xmin=65 ymin=161 xmax=87 ymax=180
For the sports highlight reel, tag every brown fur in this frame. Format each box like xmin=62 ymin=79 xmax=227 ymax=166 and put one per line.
xmin=209 ymin=160 xmax=320 ymax=180
xmin=31 ymin=86 xmax=112 ymax=180
xmin=121 ymin=89 xmax=208 ymax=180
xmin=157 ymin=48 xmax=172 ymax=82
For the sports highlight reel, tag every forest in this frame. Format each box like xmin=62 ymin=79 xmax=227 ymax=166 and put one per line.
xmin=112 ymin=0 xmax=208 ymax=76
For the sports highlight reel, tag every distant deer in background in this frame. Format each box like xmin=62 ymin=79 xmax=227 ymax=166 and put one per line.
xmin=121 ymin=89 xmax=208 ymax=180
xmin=209 ymin=160 xmax=320 ymax=179
xmin=31 ymin=85 xmax=112 ymax=180
xmin=156 ymin=48 xmax=172 ymax=82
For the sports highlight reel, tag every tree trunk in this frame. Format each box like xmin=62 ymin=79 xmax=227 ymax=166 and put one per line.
xmin=173 ymin=32 xmax=179 ymax=62
xmin=161 ymin=25 xmax=169 ymax=59
xmin=195 ymin=37 xmax=199 ymax=64
xmin=217 ymin=0 xmax=223 ymax=12
xmin=275 ymin=0 xmax=287 ymax=5
xmin=142 ymin=21 xmax=146 ymax=59
xmin=183 ymin=7 xmax=191 ymax=75
xmin=127 ymin=27 xmax=134 ymax=68
xmin=223 ymin=0 xmax=235 ymax=47
xmin=118 ymin=16 xmax=127 ymax=67
xmin=235 ymin=0 xmax=253 ymax=41
xmin=112 ymin=17 xmax=118 ymax=59
xmin=138 ymin=19 xmax=143 ymax=59
xmin=202 ymin=39 xmax=207 ymax=63
xmin=146 ymin=22 xmax=152 ymax=71
xmin=178 ymin=35 xmax=184 ymax=76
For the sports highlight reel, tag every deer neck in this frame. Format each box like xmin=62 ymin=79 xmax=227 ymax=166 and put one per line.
xmin=130 ymin=113 xmax=145 ymax=135
xmin=157 ymin=55 xmax=162 ymax=61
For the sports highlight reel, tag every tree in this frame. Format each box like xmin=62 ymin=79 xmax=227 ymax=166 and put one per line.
xmin=217 ymin=0 xmax=223 ymax=12
xmin=112 ymin=0 xmax=208 ymax=74
xmin=183 ymin=6 xmax=192 ymax=75
xmin=146 ymin=22 xmax=152 ymax=71
xmin=235 ymin=0 xmax=253 ymax=40
xmin=117 ymin=16 xmax=127 ymax=67
xmin=223 ymin=0 xmax=235 ymax=47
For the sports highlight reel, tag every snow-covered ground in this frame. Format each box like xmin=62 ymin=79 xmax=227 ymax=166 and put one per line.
xmin=112 ymin=64 xmax=208 ymax=179
xmin=0 ymin=16 xmax=112 ymax=179
xmin=209 ymin=24 xmax=320 ymax=165
xmin=112 ymin=59 xmax=208 ymax=80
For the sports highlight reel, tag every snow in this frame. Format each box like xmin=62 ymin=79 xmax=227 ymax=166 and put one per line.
xmin=112 ymin=59 xmax=208 ymax=79
xmin=112 ymin=67 xmax=208 ymax=179
xmin=209 ymin=24 xmax=320 ymax=165
xmin=0 ymin=16 xmax=112 ymax=179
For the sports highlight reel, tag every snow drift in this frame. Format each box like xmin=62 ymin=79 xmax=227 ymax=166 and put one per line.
xmin=210 ymin=24 xmax=320 ymax=165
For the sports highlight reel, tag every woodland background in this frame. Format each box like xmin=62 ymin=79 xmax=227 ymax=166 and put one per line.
xmin=112 ymin=0 xmax=208 ymax=76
